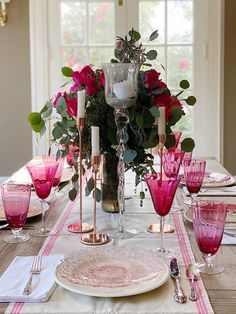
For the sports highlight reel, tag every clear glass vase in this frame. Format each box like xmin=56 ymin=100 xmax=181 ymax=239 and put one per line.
xmin=101 ymin=153 xmax=119 ymax=213
xmin=102 ymin=63 xmax=140 ymax=239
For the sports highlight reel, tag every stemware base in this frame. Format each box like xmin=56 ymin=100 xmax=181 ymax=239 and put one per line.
xmin=31 ymin=227 xmax=56 ymax=237
xmin=67 ymin=223 xmax=94 ymax=234
xmin=107 ymin=228 xmax=138 ymax=240
xmin=80 ymin=233 xmax=110 ymax=246
xmin=147 ymin=224 xmax=175 ymax=233
xmin=152 ymin=248 xmax=176 ymax=260
xmin=198 ymin=263 xmax=224 ymax=275
xmin=3 ymin=233 xmax=30 ymax=243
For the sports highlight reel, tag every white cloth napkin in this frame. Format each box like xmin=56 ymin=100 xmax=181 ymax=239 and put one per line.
xmin=0 ymin=254 xmax=64 ymax=303
xmin=222 ymin=231 xmax=236 ymax=245
xmin=183 ymin=186 xmax=236 ymax=196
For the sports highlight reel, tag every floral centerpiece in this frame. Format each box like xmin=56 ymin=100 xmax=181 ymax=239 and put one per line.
xmin=28 ymin=29 xmax=196 ymax=206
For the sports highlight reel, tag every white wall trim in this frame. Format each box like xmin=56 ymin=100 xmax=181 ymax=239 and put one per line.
xmin=207 ymin=0 xmax=224 ymax=162
xmin=29 ymin=0 xmax=50 ymax=155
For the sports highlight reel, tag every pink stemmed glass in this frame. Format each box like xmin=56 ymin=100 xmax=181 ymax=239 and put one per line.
xmin=1 ymin=182 xmax=31 ymax=243
xmin=145 ymin=173 xmax=181 ymax=254
xmin=183 ymin=159 xmax=206 ymax=203
xmin=52 ymin=157 xmax=65 ymax=188
xmin=163 ymin=148 xmax=185 ymax=179
xmin=172 ymin=131 xmax=182 ymax=148
xmin=192 ymin=200 xmax=227 ymax=274
xmin=182 ymin=151 xmax=192 ymax=166
xmin=26 ymin=157 xmax=59 ymax=237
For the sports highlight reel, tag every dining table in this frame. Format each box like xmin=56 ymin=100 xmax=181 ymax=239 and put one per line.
xmin=0 ymin=157 xmax=236 ymax=314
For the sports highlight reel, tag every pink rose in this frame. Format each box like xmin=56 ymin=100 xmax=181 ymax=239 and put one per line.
xmin=144 ymin=69 xmax=167 ymax=90
xmin=85 ymin=78 xmax=99 ymax=96
xmin=153 ymin=94 xmax=183 ymax=118
xmin=99 ymin=70 xmax=105 ymax=88
xmin=66 ymin=98 xmax=77 ymax=117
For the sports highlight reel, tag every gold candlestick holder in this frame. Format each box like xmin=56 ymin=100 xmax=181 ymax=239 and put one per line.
xmin=81 ymin=155 xmax=109 ymax=245
xmin=68 ymin=118 xmax=93 ymax=233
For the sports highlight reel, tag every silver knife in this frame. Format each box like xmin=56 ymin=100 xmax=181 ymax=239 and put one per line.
xmin=170 ymin=258 xmax=187 ymax=303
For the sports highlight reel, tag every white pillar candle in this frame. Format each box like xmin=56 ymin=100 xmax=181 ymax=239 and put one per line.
xmin=113 ymin=79 xmax=134 ymax=99
xmin=1 ymin=0 xmax=6 ymax=10
xmin=158 ymin=107 xmax=166 ymax=135
xmin=77 ymin=90 xmax=86 ymax=120
xmin=91 ymin=126 xmax=100 ymax=157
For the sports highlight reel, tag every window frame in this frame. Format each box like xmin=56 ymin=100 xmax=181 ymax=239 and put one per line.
xmin=29 ymin=0 xmax=224 ymax=161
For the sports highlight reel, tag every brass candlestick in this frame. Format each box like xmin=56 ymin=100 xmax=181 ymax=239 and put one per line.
xmin=68 ymin=118 xmax=93 ymax=233
xmin=81 ymin=155 xmax=109 ymax=245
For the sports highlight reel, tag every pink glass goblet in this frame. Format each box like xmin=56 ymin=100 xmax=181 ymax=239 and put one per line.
xmin=1 ymin=182 xmax=31 ymax=243
xmin=145 ymin=173 xmax=181 ymax=254
xmin=52 ymin=157 xmax=65 ymax=188
xmin=26 ymin=158 xmax=59 ymax=237
xmin=172 ymin=131 xmax=182 ymax=148
xmin=192 ymin=200 xmax=227 ymax=274
xmin=182 ymin=151 xmax=193 ymax=166
xmin=163 ymin=148 xmax=185 ymax=179
xmin=183 ymin=159 xmax=206 ymax=203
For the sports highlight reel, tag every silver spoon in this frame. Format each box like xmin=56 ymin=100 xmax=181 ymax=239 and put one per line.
xmin=186 ymin=264 xmax=201 ymax=301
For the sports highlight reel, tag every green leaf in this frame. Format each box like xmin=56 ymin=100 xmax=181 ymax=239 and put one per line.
xmin=136 ymin=114 xmax=144 ymax=127
xmin=150 ymin=107 xmax=160 ymax=118
xmin=56 ymin=149 xmax=61 ymax=161
xmin=140 ymin=191 xmax=145 ymax=199
xmin=57 ymin=180 xmax=69 ymax=192
xmin=143 ymin=109 xmax=154 ymax=127
xmin=186 ymin=96 xmax=197 ymax=106
xmin=181 ymin=137 xmax=195 ymax=152
xmin=52 ymin=125 xmax=64 ymax=139
xmin=108 ymin=128 xmax=118 ymax=145
xmin=28 ymin=112 xmax=42 ymax=125
xmin=40 ymin=101 xmax=53 ymax=118
xmin=69 ymin=188 xmax=78 ymax=201
xmin=180 ymin=80 xmax=190 ymax=89
xmin=124 ymin=149 xmax=137 ymax=162
xmin=86 ymin=177 xmax=94 ymax=193
xmin=61 ymin=66 xmax=73 ymax=77
xmin=31 ymin=119 xmax=45 ymax=133
xmin=72 ymin=173 xmax=79 ymax=183
xmin=165 ymin=134 xmax=176 ymax=149
xmin=168 ymin=107 xmax=184 ymax=126
xmin=146 ymin=50 xmax=157 ymax=60
xmin=128 ymin=29 xmax=141 ymax=41
xmin=150 ymin=88 xmax=165 ymax=95
xmin=93 ymin=188 xmax=101 ymax=202
xmin=56 ymin=97 xmax=67 ymax=114
xmin=149 ymin=30 xmax=159 ymax=41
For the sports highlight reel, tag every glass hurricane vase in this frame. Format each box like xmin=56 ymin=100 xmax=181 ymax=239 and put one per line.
xmin=102 ymin=63 xmax=139 ymax=239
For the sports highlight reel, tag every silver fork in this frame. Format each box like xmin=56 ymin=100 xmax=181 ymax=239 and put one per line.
xmin=23 ymin=255 xmax=42 ymax=295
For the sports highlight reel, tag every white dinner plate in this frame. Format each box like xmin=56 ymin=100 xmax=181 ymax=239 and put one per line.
xmin=183 ymin=207 xmax=236 ymax=230
xmin=54 ymin=247 xmax=169 ymax=297
xmin=202 ymin=172 xmax=235 ymax=188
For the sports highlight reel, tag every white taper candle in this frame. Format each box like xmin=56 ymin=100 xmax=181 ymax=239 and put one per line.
xmin=1 ymin=0 xmax=6 ymax=11
xmin=158 ymin=107 xmax=166 ymax=135
xmin=77 ymin=89 xmax=86 ymax=120
xmin=91 ymin=126 xmax=100 ymax=157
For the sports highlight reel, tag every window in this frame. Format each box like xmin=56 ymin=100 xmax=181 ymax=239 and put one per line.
xmin=30 ymin=0 xmax=223 ymax=159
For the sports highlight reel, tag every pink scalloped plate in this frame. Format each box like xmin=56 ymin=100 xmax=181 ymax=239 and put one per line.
xmin=55 ymin=247 xmax=169 ymax=297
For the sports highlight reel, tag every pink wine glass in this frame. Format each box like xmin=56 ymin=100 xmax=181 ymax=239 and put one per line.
xmin=26 ymin=158 xmax=58 ymax=237
xmin=183 ymin=159 xmax=206 ymax=203
xmin=1 ymin=182 xmax=31 ymax=243
xmin=192 ymin=200 xmax=227 ymax=274
xmin=172 ymin=131 xmax=182 ymax=148
xmin=163 ymin=148 xmax=185 ymax=179
xmin=145 ymin=173 xmax=180 ymax=254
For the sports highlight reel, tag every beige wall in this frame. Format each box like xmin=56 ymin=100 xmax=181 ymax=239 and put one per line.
xmin=224 ymin=0 xmax=236 ymax=174
xmin=0 ymin=0 xmax=235 ymax=175
xmin=0 ymin=0 xmax=32 ymax=176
